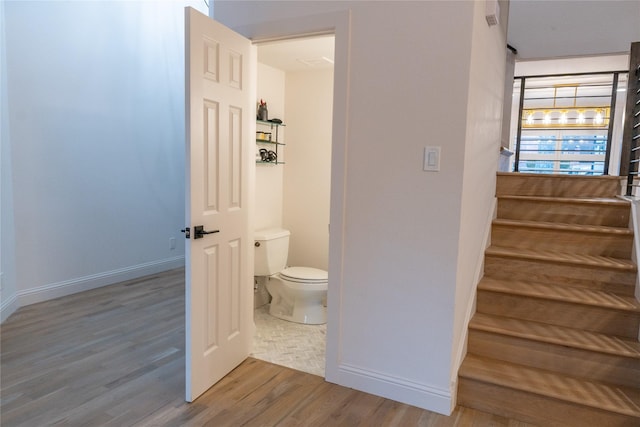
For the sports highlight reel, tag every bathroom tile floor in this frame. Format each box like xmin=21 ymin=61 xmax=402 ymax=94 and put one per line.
xmin=251 ymin=304 xmax=326 ymax=377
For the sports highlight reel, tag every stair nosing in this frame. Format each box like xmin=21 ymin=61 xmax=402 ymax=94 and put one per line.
xmin=492 ymin=218 xmax=633 ymax=235
xmin=485 ymin=246 xmax=637 ymax=271
xmin=459 ymin=354 xmax=640 ymax=418
xmin=479 ymin=174 xmax=640 ymax=419
xmin=498 ymin=195 xmax=631 ymax=206
xmin=469 ymin=313 xmax=640 ymax=359
xmin=497 ymin=172 xmax=623 ymax=181
xmin=478 ymin=277 xmax=640 ymax=313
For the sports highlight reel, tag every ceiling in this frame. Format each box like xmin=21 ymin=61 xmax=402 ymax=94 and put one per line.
xmin=257 ymin=36 xmax=335 ymax=72
xmin=507 ymin=0 xmax=640 ymax=59
xmin=256 ymin=1 xmax=640 ymax=71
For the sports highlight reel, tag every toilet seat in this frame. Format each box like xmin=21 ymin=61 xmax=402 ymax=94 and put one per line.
xmin=279 ymin=267 xmax=328 ymax=284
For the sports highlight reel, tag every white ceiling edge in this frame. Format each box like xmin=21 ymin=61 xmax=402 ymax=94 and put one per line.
xmin=507 ymin=0 xmax=640 ymax=60
xmin=255 ymin=3 xmax=637 ymax=72
xmin=257 ymin=35 xmax=335 ymax=72
xmin=515 ymin=53 xmax=631 ymax=77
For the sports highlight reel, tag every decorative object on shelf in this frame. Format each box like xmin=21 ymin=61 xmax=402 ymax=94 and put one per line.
xmin=257 ymin=99 xmax=268 ymax=121
xmin=256 ymin=131 xmax=272 ymax=141
xmin=258 ymin=148 xmax=277 ymax=163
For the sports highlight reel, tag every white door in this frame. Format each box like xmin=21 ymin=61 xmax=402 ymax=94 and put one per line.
xmin=184 ymin=7 xmax=255 ymax=402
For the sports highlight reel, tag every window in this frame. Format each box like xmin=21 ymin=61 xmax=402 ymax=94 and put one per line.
xmin=511 ymin=72 xmax=626 ymax=175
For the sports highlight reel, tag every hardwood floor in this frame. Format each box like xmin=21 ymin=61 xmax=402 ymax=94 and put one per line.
xmin=1 ymin=269 xmax=534 ymax=426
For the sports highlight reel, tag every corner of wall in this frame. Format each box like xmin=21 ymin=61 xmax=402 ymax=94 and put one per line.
xmin=450 ymin=0 xmax=506 ymax=399
xmin=626 ymin=198 xmax=640 ymax=302
xmin=5 ymin=2 xmax=189 ymax=312
xmin=1 ymin=273 xmax=18 ymax=323
xmin=450 ymin=196 xmax=496 ymax=390
xmin=254 ymin=62 xmax=286 ymax=231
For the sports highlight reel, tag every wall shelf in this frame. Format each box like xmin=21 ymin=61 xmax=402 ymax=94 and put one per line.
xmin=257 ymin=119 xmax=286 ymax=127
xmin=256 ymin=139 xmax=285 ymax=146
xmin=256 ymin=120 xmax=285 ymax=165
xmin=256 ymin=160 xmax=286 ymax=165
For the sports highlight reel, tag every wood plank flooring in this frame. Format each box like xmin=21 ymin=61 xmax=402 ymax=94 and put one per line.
xmin=1 ymin=269 xmax=534 ymax=426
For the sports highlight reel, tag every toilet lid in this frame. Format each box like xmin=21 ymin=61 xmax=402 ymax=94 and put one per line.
xmin=280 ymin=267 xmax=328 ymax=283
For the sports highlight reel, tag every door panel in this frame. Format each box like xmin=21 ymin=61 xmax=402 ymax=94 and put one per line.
xmin=203 ymin=100 xmax=219 ymax=211
xmin=185 ymin=7 xmax=254 ymax=402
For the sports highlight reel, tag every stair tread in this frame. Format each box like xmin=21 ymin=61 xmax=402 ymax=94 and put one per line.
xmin=459 ymin=354 xmax=640 ymax=418
xmin=473 ymin=173 xmax=640 ymax=421
xmin=496 ymin=173 xmax=622 ymax=198
xmin=486 ymin=246 xmax=637 ymax=271
xmin=493 ymin=218 xmax=633 ymax=235
xmin=479 ymin=277 xmax=640 ymax=312
xmin=470 ymin=313 xmax=640 ymax=359
xmin=497 ymin=172 xmax=622 ymax=181
xmin=498 ymin=195 xmax=630 ymax=206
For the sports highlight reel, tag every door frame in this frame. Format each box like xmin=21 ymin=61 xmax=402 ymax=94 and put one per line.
xmin=224 ymin=10 xmax=351 ymax=383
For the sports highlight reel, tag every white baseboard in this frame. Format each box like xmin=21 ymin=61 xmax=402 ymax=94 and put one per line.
xmin=16 ymin=256 xmax=185 ymax=308
xmin=333 ymin=363 xmax=453 ymax=415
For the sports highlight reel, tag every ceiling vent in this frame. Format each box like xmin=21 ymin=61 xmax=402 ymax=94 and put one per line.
xmin=485 ymin=0 xmax=500 ymax=26
xmin=296 ymin=56 xmax=334 ymax=68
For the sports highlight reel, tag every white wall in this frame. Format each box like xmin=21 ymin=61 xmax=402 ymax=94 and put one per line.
xmin=254 ymin=64 xmax=333 ymax=302
xmin=627 ymin=199 xmax=640 ymax=303
xmin=515 ymin=54 xmax=629 ymax=76
xmin=1 ymin=0 xmax=18 ymax=322
xmin=1 ymin=0 xmax=207 ymax=319
xmin=283 ymin=69 xmax=333 ymax=270
xmin=214 ymin=0 xmax=504 ymax=414
xmin=254 ymin=63 xmax=285 ymax=232
xmin=451 ymin=0 xmax=508 ymax=393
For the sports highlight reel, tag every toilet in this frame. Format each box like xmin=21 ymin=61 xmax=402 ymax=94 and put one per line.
xmin=254 ymin=228 xmax=328 ymax=324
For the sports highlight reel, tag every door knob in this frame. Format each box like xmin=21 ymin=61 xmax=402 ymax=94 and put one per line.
xmin=194 ymin=225 xmax=219 ymax=239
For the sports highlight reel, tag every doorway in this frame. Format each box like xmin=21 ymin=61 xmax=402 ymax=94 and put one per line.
xmin=185 ymin=8 xmax=351 ymax=400
xmin=251 ymin=35 xmax=335 ymax=377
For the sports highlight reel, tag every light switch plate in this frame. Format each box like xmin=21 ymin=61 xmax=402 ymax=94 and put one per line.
xmin=423 ymin=146 xmax=441 ymax=172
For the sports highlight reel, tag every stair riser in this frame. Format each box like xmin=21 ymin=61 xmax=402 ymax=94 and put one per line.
xmin=496 ymin=174 xmax=622 ymax=198
xmin=468 ymin=330 xmax=640 ymax=388
xmin=461 ymin=173 xmax=640 ymax=423
xmin=484 ymin=255 xmax=637 ymax=296
xmin=458 ymin=378 xmax=640 ymax=427
xmin=491 ymin=226 xmax=633 ymax=258
xmin=497 ymin=199 xmax=630 ymax=227
xmin=477 ymin=291 xmax=640 ymax=338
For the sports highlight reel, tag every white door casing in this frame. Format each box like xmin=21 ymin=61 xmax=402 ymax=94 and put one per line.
xmin=185 ymin=7 xmax=255 ymax=402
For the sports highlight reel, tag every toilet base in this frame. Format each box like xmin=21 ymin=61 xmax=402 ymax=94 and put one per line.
xmin=268 ymin=297 xmax=326 ymax=325
xmin=265 ymin=273 xmax=328 ymax=325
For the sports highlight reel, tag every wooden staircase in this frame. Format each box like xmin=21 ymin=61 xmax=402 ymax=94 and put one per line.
xmin=458 ymin=172 xmax=640 ymax=426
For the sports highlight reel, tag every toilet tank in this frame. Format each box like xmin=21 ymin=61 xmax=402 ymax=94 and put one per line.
xmin=254 ymin=228 xmax=290 ymax=276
